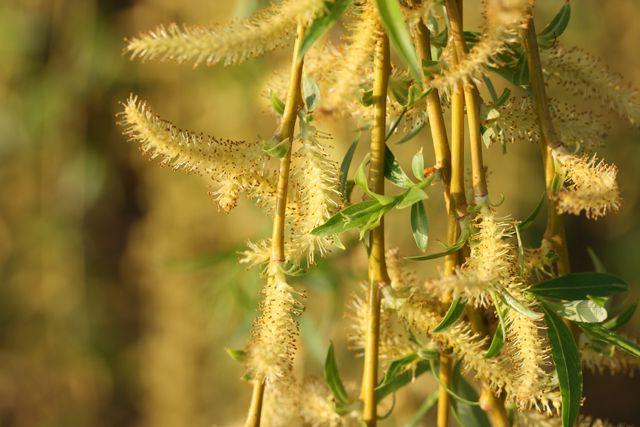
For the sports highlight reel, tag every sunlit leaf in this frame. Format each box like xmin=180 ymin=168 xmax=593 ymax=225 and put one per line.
xmin=323 ymin=342 xmax=349 ymax=406
xmin=299 ymin=0 xmax=351 ymax=59
xmin=406 ymin=218 xmax=470 ymax=261
xmin=410 ymin=201 xmax=429 ymax=251
xmin=433 ymin=297 xmax=466 ymax=333
xmin=578 ymin=323 xmax=640 ymax=358
xmin=529 ymin=273 xmax=628 ymax=300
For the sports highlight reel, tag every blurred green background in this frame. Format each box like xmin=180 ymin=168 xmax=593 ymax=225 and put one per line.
xmin=0 ymin=1 xmax=638 ymax=426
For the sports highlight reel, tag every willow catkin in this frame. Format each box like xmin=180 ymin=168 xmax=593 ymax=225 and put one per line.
xmin=126 ymin=0 xmax=325 ymax=67
xmin=543 ymin=44 xmax=640 ymax=126
xmin=553 ymin=151 xmax=621 ymax=220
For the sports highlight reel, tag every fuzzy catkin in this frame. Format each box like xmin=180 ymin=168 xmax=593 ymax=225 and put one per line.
xmin=543 ymin=44 xmax=640 ymax=126
xmin=247 ymin=268 xmax=304 ymax=385
xmin=553 ymin=151 xmax=621 ymax=220
xmin=120 ymin=96 xmax=304 ymax=216
xmin=126 ymin=0 xmax=325 ymax=67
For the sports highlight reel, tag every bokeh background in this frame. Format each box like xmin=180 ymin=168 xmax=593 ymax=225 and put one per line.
xmin=0 ymin=0 xmax=639 ymax=426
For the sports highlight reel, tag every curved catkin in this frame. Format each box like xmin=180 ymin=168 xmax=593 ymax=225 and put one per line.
xmin=120 ymin=96 xmax=297 ymax=214
xmin=424 ymin=210 xmax=518 ymax=307
xmin=553 ymin=151 xmax=621 ymax=220
xmin=322 ymin=0 xmax=381 ymax=115
xmin=429 ymin=0 xmax=530 ymax=90
xmin=542 ymin=44 xmax=640 ymax=126
xmin=487 ymin=97 xmax=609 ymax=150
xmin=126 ymin=0 xmax=325 ymax=67
xmin=247 ymin=269 xmax=305 ymax=384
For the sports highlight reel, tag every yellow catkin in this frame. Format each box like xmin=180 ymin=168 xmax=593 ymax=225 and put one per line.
xmin=429 ymin=0 xmax=530 ymax=89
xmin=246 ymin=267 xmax=305 ymax=385
xmin=240 ymin=124 xmax=341 ymax=267
xmin=322 ymin=0 xmax=381 ymax=115
xmin=487 ymin=96 xmax=609 ymax=151
xmin=553 ymin=151 xmax=621 ymax=220
xmin=298 ymin=379 xmax=346 ymax=427
xmin=543 ymin=44 xmax=640 ymax=126
xmin=120 ymin=96 xmax=300 ymax=215
xmin=126 ymin=0 xmax=325 ymax=67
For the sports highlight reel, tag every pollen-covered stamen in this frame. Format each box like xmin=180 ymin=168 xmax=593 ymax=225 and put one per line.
xmin=246 ymin=267 xmax=305 ymax=384
xmin=553 ymin=151 xmax=621 ymax=220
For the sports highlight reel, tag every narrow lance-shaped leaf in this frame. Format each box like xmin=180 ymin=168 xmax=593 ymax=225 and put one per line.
xmin=406 ymin=218 xmax=470 ymax=261
xmin=385 ymin=145 xmax=414 ymax=188
xmin=396 ymin=122 xmax=425 ymax=145
xmin=433 ymin=297 xmax=466 ymax=333
xmin=450 ymin=364 xmax=491 ymax=427
xmin=603 ymin=302 xmax=638 ymax=330
xmin=339 ymin=134 xmax=360 ymax=202
xmin=323 ymin=342 xmax=349 ymax=406
xmin=541 ymin=303 xmax=582 ymax=427
xmin=374 ymin=0 xmax=422 ymax=82
xmin=578 ymin=323 xmax=640 ymax=358
xmin=410 ymin=201 xmax=429 ymax=251
xmin=485 ymin=295 xmax=506 ymax=358
xmin=529 ymin=272 xmax=628 ymax=300
xmin=298 ymin=0 xmax=352 ymax=59
xmin=517 ymin=192 xmax=545 ymax=231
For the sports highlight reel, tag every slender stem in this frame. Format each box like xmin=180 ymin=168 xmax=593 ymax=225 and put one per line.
xmin=244 ymin=380 xmax=266 ymax=427
xmin=445 ymin=0 xmax=489 ymax=201
xmin=414 ymin=22 xmax=457 ymax=427
xmin=360 ymin=33 xmax=391 ymax=427
xmin=244 ymin=22 xmax=306 ymax=427
xmin=523 ymin=17 xmax=571 ymax=275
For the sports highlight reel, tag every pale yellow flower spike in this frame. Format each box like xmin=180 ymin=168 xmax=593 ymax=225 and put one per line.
xmin=543 ymin=44 xmax=640 ymax=126
xmin=299 ymin=379 xmax=346 ymax=427
xmin=323 ymin=0 xmax=381 ymax=115
xmin=429 ymin=0 xmax=531 ymax=90
xmin=554 ymin=152 xmax=621 ymax=220
xmin=247 ymin=267 xmax=305 ymax=385
xmin=126 ymin=0 xmax=325 ymax=67
xmin=489 ymin=97 xmax=609 ymax=151
xmin=120 ymin=96 xmax=296 ymax=214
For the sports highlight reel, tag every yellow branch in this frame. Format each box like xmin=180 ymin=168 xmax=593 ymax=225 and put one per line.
xmin=244 ymin=22 xmax=306 ymax=427
xmin=360 ymin=33 xmax=391 ymax=427
xmin=523 ymin=17 xmax=571 ymax=275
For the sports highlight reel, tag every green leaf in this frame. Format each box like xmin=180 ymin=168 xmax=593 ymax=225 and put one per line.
xmin=410 ymin=201 xmax=429 ymax=251
xmin=384 ymin=145 xmax=414 ymax=188
xmin=389 ymin=78 xmax=410 ymax=106
xmin=270 ymin=91 xmax=285 ymax=115
xmin=578 ymin=323 xmax=640 ymax=358
xmin=411 ymin=149 xmax=424 ymax=180
xmin=354 ymin=156 xmax=397 ymax=205
xmin=450 ymin=366 xmax=491 ymax=427
xmin=433 ymin=297 xmax=466 ymax=333
xmin=406 ymin=218 xmax=470 ymax=261
xmin=298 ymin=0 xmax=351 ymax=59
xmin=374 ymin=0 xmax=422 ymax=82
xmin=403 ymin=391 xmax=439 ymax=427
xmin=517 ymin=192 xmax=545 ymax=231
xmin=302 ymin=74 xmax=321 ymax=112
xmin=500 ymin=289 xmax=543 ymax=320
xmin=485 ymin=296 xmax=506 ymax=358
xmin=262 ymin=137 xmax=289 ymax=158
xmin=549 ymin=300 xmax=608 ymax=323
xmin=541 ymin=304 xmax=582 ymax=427
xmin=396 ymin=122 xmax=425 ymax=145
xmin=603 ymin=302 xmax=638 ymax=330
xmin=225 ymin=348 xmax=247 ymax=363
xmin=386 ymin=108 xmax=408 ymax=141
xmin=529 ymin=272 xmax=629 ymax=301
xmin=339 ymin=134 xmax=360 ymax=202
xmin=311 ymin=199 xmax=381 ymax=236
xmin=396 ymin=186 xmax=427 ymax=210
xmin=323 ymin=343 xmax=349 ymax=406
xmin=538 ymin=3 xmax=571 ymax=48
xmin=586 ymin=247 xmax=607 ymax=273
xmin=376 ymin=358 xmax=431 ymax=400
